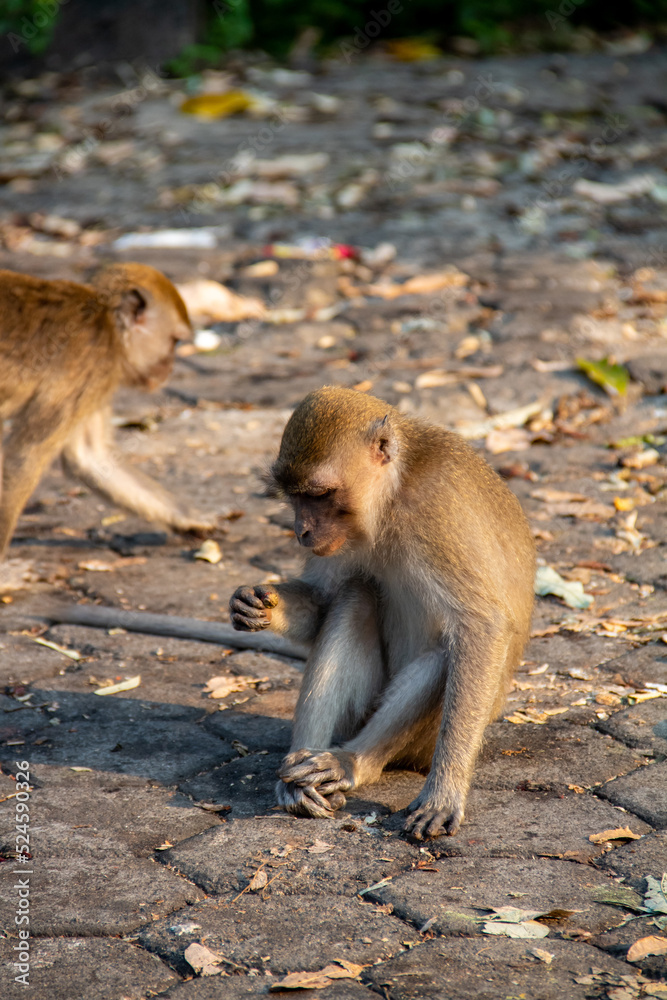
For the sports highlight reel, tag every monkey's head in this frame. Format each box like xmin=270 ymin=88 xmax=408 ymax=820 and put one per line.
xmin=268 ymin=386 xmax=401 ymax=557
xmin=91 ymin=263 xmax=192 ymax=390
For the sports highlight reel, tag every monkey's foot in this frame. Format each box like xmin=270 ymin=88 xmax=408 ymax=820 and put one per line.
xmin=404 ymin=786 xmax=465 ymax=839
xmin=230 ymin=585 xmax=279 ymax=631
xmin=275 ymin=779 xmax=346 ymax=818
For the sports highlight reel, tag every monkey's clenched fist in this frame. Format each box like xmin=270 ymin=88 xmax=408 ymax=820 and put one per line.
xmin=229 ymin=585 xmax=279 ymax=631
xmin=276 ymin=749 xmax=354 ymax=818
xmin=228 ymin=387 xmax=535 ymax=837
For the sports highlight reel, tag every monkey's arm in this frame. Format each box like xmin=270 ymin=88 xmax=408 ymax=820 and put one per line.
xmin=230 ymin=579 xmax=327 ymax=646
xmin=61 ymin=409 xmax=215 ymax=533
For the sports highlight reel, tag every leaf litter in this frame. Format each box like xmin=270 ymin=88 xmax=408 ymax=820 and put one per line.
xmin=270 ymin=959 xmax=365 ymax=991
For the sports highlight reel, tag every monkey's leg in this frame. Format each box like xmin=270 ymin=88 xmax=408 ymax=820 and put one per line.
xmin=281 ymin=625 xmax=513 ymax=836
xmin=277 ymin=584 xmax=386 ymax=818
xmin=62 ymin=409 xmax=214 ymax=533
xmin=281 ymin=648 xmax=445 ymax=803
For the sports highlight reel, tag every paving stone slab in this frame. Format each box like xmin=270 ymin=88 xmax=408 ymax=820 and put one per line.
xmin=474 ymin=721 xmax=648 ymax=792
xmin=19 ymin=711 xmax=225 ymax=783
xmin=382 ymin=788 xmax=652 ymax=860
xmin=523 ymin=633 xmax=629 ymax=676
xmin=153 ymin=974 xmax=374 ymax=998
xmin=23 ymin=764 xmax=219 ymax=856
xmin=598 ymin=699 xmax=667 ymax=757
xmin=158 ymin=815 xmax=418 ymax=897
xmin=0 ymin=822 xmax=204 ymax=936
xmin=610 ymin=547 xmax=667 ymax=589
xmin=202 ymin=710 xmax=292 ymax=754
xmin=366 ymin=857 xmax=628 ymax=937
xmin=597 ymin=831 xmax=667 ymax=887
xmin=362 ymin=937 xmax=638 ymax=1000
xmin=597 ymin=761 xmax=667 ymax=828
xmin=178 ymin=753 xmax=284 ymax=818
xmin=592 ymin=915 xmax=667 ymax=981
xmin=0 ymin=936 xmax=178 ymax=1000
xmin=138 ymin=894 xmax=419 ymax=977
xmin=15 ymin=688 xmax=202 ymax=724
xmin=598 ymin=646 xmax=667 ymax=688
xmin=183 ymin=763 xmax=654 ymax=858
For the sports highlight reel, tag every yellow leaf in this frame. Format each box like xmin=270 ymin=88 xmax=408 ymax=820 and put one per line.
xmin=33 ymin=637 xmax=82 ymax=660
xmin=386 ymin=39 xmax=442 ymax=61
xmin=101 ymin=513 xmax=126 ymax=526
xmin=94 ymin=675 xmax=141 ymax=696
xmin=180 ymin=91 xmax=254 ymax=119
xmin=589 ymin=826 xmax=642 ymax=844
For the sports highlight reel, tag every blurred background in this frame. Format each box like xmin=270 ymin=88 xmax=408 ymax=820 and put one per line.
xmin=2 ymin=0 xmax=667 ymax=75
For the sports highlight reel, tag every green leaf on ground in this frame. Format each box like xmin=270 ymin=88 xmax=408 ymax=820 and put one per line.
xmin=577 ymin=357 xmax=630 ymax=396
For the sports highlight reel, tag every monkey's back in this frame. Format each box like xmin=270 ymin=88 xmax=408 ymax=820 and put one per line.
xmin=397 ymin=419 xmax=535 ymax=627
xmin=0 ymin=271 xmax=120 ymax=420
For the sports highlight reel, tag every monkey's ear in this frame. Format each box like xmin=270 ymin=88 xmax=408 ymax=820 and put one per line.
xmin=368 ymin=415 xmax=399 ymax=465
xmin=117 ymin=288 xmax=147 ymax=329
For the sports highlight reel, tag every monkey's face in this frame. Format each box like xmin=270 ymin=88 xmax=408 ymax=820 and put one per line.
xmin=289 ymin=487 xmax=351 ymax=557
xmin=121 ymin=291 xmax=190 ymax=390
xmin=99 ymin=265 xmax=192 ymax=391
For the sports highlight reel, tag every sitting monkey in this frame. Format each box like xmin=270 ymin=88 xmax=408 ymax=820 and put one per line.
xmin=0 ymin=263 xmax=214 ymax=558
xmin=230 ymin=386 xmax=535 ymax=839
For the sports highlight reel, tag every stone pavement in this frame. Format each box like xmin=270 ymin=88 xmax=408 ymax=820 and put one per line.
xmin=2 ymin=45 xmax=667 ymax=1000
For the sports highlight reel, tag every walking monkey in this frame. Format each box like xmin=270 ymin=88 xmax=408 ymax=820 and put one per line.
xmin=0 ymin=263 xmax=214 ymax=558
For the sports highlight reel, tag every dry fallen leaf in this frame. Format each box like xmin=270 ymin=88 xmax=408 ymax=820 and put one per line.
xmin=94 ymin=675 xmax=141 ymax=696
xmin=33 ymin=637 xmax=82 ymax=660
xmin=589 ymin=827 xmax=642 ymax=844
xmin=249 ymin=869 xmax=268 ymax=890
xmin=530 ymin=947 xmax=554 ymax=964
xmin=78 ymin=559 xmax=115 ymax=572
xmin=242 ymin=259 xmax=279 ymax=277
xmin=483 ymin=919 xmax=549 ymax=939
xmin=531 ymin=488 xmax=615 ymax=521
xmin=176 ymin=278 xmax=266 ymax=323
xmin=626 ymin=935 xmax=667 ymax=962
xmin=204 ymin=674 xmax=269 ymax=699
xmin=456 ymin=401 xmax=546 ymax=440
xmin=307 ymin=840 xmax=334 ymax=854
xmin=193 ymin=539 xmax=223 ymax=564
xmin=270 ymin=959 xmax=364 ymax=991
xmin=365 ymin=268 xmax=468 ymax=300
xmin=485 ymin=427 xmax=533 ymax=454
xmin=183 ymin=941 xmax=227 ymax=977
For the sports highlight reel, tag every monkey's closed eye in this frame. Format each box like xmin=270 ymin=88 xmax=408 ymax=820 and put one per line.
xmin=305 ymin=488 xmax=335 ymax=499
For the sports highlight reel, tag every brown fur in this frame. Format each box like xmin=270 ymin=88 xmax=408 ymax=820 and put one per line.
xmin=0 ymin=263 xmax=212 ymax=558
xmin=230 ymin=387 xmax=536 ymax=838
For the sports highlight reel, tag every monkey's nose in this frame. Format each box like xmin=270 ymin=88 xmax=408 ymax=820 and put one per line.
xmin=295 ymin=522 xmax=313 ymax=546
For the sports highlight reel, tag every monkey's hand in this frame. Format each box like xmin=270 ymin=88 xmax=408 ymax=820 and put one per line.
xmin=277 ymin=749 xmax=355 ymax=817
xmin=404 ymin=778 xmax=466 ymax=840
xmin=229 ymin=585 xmax=279 ymax=631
